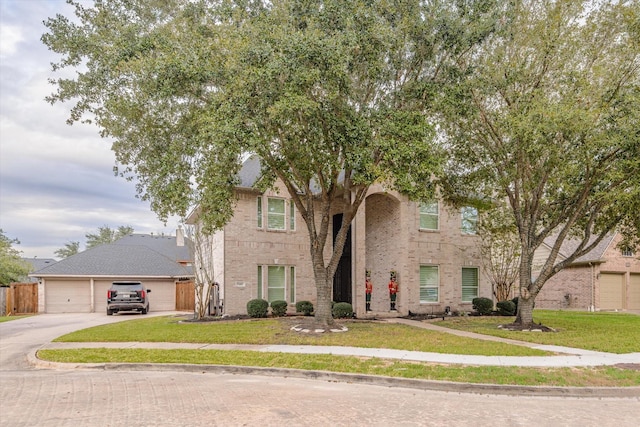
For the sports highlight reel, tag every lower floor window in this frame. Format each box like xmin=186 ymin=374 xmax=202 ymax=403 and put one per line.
xmin=420 ymin=265 xmax=439 ymax=302
xmin=461 ymin=267 xmax=479 ymax=302
xmin=257 ymin=265 xmax=295 ymax=303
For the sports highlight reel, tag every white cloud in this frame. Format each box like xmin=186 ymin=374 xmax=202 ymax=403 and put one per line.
xmin=0 ymin=24 xmax=24 ymax=57
xmin=0 ymin=0 xmax=182 ymax=259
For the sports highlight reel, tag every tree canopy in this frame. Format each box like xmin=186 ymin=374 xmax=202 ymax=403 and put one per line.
xmin=436 ymin=0 xmax=640 ymax=326
xmin=54 ymin=241 xmax=80 ymax=259
xmin=0 ymin=229 xmax=31 ymax=285
xmin=85 ymin=225 xmax=134 ymax=249
xmin=43 ymin=0 xmax=498 ymax=325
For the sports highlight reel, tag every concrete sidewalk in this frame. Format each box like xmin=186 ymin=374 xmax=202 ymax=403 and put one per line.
xmin=37 ymin=318 xmax=640 ymax=368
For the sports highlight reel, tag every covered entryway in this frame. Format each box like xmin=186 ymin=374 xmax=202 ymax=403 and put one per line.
xmin=332 ymin=214 xmax=352 ymax=304
xmin=628 ymin=274 xmax=640 ymax=310
xmin=599 ymin=273 xmax=625 ymax=310
xmin=364 ymin=192 xmax=402 ymax=313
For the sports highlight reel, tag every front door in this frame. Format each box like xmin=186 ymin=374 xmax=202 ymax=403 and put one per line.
xmin=332 ymin=214 xmax=352 ymax=304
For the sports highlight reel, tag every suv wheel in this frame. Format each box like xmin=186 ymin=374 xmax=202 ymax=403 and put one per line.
xmin=107 ymin=308 xmax=113 ymax=316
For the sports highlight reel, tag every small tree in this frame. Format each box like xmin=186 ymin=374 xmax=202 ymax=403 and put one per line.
xmin=477 ymin=203 xmax=520 ymax=303
xmin=0 ymin=229 xmax=30 ymax=285
xmin=185 ymin=223 xmax=216 ymax=320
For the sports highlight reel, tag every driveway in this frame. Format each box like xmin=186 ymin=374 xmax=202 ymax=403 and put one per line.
xmin=1 ymin=313 xmax=639 ymax=426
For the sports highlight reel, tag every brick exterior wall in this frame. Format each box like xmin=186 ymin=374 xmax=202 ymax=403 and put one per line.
xmin=206 ymin=179 xmax=490 ymax=316
xmin=535 ymin=234 xmax=640 ymax=311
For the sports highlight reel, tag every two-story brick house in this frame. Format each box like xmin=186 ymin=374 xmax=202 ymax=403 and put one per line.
xmin=188 ymin=156 xmax=490 ymax=317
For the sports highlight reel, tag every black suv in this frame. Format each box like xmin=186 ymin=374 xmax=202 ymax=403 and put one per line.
xmin=107 ymin=281 xmax=151 ymax=315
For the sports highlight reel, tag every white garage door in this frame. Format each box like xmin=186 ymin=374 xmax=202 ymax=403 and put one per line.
xmin=629 ymin=274 xmax=640 ymax=310
xmin=94 ymin=280 xmax=112 ymax=314
xmin=599 ymin=273 xmax=624 ymax=310
xmin=45 ymin=281 xmax=91 ymax=313
xmin=144 ymin=281 xmax=175 ymax=311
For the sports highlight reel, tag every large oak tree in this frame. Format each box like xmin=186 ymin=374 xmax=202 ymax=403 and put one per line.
xmin=436 ymin=0 xmax=640 ymax=327
xmin=43 ymin=0 xmax=497 ymax=326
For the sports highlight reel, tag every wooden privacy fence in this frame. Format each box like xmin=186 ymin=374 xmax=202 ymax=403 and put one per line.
xmin=1 ymin=283 xmax=38 ymax=315
xmin=175 ymin=281 xmax=195 ymax=312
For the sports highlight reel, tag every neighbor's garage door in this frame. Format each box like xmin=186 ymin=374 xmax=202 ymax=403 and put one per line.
xmin=599 ymin=273 xmax=625 ymax=310
xmin=144 ymin=281 xmax=175 ymax=311
xmin=94 ymin=280 xmax=112 ymax=314
xmin=628 ymin=274 xmax=640 ymax=310
xmin=45 ymin=281 xmax=91 ymax=313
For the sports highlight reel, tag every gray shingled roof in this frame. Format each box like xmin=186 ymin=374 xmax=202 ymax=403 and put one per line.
xmin=31 ymin=235 xmax=192 ymax=278
xmin=543 ymin=233 xmax=615 ymax=264
xmin=237 ymin=154 xmax=262 ymax=188
xmin=22 ymin=258 xmax=57 ymax=271
xmin=114 ymin=233 xmax=191 ymax=261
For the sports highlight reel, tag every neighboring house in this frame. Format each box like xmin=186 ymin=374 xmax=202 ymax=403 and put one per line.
xmin=30 ymin=233 xmax=193 ymax=314
xmin=187 ymin=156 xmax=490 ymax=317
xmin=20 ymin=258 xmax=57 ymax=282
xmin=534 ymin=233 xmax=640 ymax=311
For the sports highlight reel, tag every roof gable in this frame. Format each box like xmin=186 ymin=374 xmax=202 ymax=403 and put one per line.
xmin=31 ymin=234 xmax=192 ymax=278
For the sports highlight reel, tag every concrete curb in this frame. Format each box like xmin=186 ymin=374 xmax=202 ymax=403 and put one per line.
xmin=29 ymin=350 xmax=640 ymax=398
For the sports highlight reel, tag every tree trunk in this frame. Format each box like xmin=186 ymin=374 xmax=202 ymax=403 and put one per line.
xmin=313 ymin=262 xmax=335 ymax=327
xmin=514 ymin=293 xmax=535 ymax=327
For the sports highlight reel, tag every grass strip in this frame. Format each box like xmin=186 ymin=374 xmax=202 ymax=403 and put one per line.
xmin=38 ymin=348 xmax=640 ymax=387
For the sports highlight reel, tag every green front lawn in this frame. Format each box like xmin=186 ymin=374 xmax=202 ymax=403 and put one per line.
xmin=38 ymin=311 xmax=640 ymax=387
xmin=54 ymin=316 xmax=547 ymax=356
xmin=437 ymin=310 xmax=640 ymax=353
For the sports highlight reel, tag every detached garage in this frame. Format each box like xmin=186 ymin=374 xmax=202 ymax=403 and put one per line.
xmin=31 ymin=234 xmax=193 ymax=314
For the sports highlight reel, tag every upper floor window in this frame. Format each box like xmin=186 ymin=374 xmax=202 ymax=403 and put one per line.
xmin=290 ymin=200 xmax=296 ymax=231
xmin=621 ymin=247 xmax=635 ymax=257
xmin=461 ymin=206 xmax=478 ymax=234
xmin=267 ymin=198 xmax=286 ymax=230
xmin=257 ymin=196 xmax=297 ymax=231
xmin=419 ymin=201 xmax=439 ymax=230
xmin=256 ymin=197 xmax=263 ymax=228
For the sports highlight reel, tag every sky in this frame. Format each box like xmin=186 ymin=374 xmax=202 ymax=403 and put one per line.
xmin=0 ymin=0 xmax=182 ymax=259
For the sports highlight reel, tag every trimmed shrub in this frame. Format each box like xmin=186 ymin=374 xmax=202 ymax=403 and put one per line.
xmin=295 ymin=300 xmax=314 ymax=316
xmin=496 ymin=300 xmax=516 ymax=316
xmin=246 ymin=298 xmax=269 ymax=318
xmin=332 ymin=302 xmax=353 ymax=319
xmin=472 ymin=297 xmax=494 ymax=316
xmin=270 ymin=300 xmax=288 ymax=317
